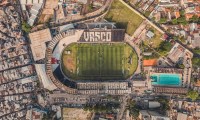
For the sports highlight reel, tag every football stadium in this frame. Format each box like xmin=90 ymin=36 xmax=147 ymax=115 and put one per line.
xmin=45 ymin=23 xmax=138 ymax=95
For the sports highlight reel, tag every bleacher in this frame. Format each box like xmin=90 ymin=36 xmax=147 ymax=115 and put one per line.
xmin=45 ymin=30 xmax=77 ymax=94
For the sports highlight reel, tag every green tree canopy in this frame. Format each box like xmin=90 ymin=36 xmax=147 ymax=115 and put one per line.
xmin=159 ymin=18 xmax=167 ymax=24
xmin=127 ymin=100 xmax=139 ymax=118
xmin=180 ymin=10 xmax=185 ymax=16
xmin=22 ymin=21 xmax=31 ymax=33
xmin=177 ymin=16 xmax=188 ymax=25
xmin=157 ymin=41 xmax=172 ymax=56
xmin=187 ymin=90 xmax=199 ymax=101
xmin=192 ymin=57 xmax=200 ymax=67
xmin=156 ymin=97 xmax=170 ymax=115
xmin=172 ymin=19 xmax=178 ymax=24
xmin=83 ymin=102 xmax=120 ymax=113
xmin=189 ymin=15 xmax=199 ymax=23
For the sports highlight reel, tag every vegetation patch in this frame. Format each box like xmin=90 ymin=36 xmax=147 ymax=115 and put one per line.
xmin=143 ymin=27 xmax=163 ymax=48
xmin=61 ymin=43 xmax=138 ymax=80
xmin=84 ymin=102 xmax=120 ymax=113
xmin=104 ymin=0 xmax=144 ymax=35
xmin=187 ymin=90 xmax=199 ymax=101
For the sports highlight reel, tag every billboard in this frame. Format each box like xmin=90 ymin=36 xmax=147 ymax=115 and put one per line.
xmin=79 ymin=29 xmax=125 ymax=42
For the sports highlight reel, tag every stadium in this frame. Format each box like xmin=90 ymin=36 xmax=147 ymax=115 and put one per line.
xmin=45 ymin=23 xmax=138 ymax=95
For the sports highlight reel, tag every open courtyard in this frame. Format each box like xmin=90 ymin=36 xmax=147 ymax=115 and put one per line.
xmin=61 ymin=43 xmax=138 ymax=80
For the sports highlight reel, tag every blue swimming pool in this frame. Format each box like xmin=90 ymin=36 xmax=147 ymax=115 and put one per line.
xmin=151 ymin=74 xmax=181 ymax=86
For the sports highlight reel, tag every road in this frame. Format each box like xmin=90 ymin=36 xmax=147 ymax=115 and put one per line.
xmin=125 ymin=34 xmax=142 ymax=74
xmin=117 ymin=95 xmax=129 ymax=120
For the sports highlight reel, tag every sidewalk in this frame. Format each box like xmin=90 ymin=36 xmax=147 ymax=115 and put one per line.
xmin=125 ymin=34 xmax=142 ymax=74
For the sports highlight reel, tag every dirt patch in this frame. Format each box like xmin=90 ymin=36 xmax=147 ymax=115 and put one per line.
xmin=62 ymin=55 xmax=76 ymax=73
xmin=62 ymin=108 xmax=92 ymax=120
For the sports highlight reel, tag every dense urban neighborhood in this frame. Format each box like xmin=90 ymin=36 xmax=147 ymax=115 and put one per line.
xmin=0 ymin=0 xmax=200 ymax=120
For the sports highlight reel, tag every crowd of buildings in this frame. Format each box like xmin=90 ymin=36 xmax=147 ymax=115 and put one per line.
xmin=0 ymin=6 xmax=31 ymax=71
xmin=170 ymin=99 xmax=200 ymax=120
xmin=19 ymin=0 xmax=106 ymax=26
xmin=149 ymin=0 xmax=200 ymax=47
xmin=0 ymin=3 xmax=40 ymax=120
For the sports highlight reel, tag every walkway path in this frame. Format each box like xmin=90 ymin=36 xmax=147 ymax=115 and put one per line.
xmin=117 ymin=95 xmax=129 ymax=120
xmin=125 ymin=34 xmax=142 ymax=74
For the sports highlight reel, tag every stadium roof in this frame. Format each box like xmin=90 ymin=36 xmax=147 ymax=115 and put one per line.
xmin=29 ymin=28 xmax=52 ymax=61
xmin=35 ymin=64 xmax=57 ymax=91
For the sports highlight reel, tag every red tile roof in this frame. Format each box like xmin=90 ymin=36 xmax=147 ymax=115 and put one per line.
xmin=185 ymin=13 xmax=194 ymax=20
xmin=174 ymin=11 xmax=180 ymax=18
xmin=195 ymin=6 xmax=200 ymax=12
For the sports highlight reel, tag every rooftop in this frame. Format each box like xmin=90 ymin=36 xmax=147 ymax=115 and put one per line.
xmin=143 ymin=59 xmax=157 ymax=67
xmin=29 ymin=28 xmax=52 ymax=61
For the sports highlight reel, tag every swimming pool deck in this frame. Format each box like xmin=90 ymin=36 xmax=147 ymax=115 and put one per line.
xmin=144 ymin=67 xmax=189 ymax=89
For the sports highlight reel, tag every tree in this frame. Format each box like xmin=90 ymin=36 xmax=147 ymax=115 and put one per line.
xmin=127 ymin=100 xmax=139 ymax=118
xmin=172 ymin=19 xmax=178 ymax=24
xmin=158 ymin=41 xmax=172 ymax=56
xmin=177 ymin=64 xmax=184 ymax=69
xmin=159 ymin=41 xmax=172 ymax=51
xmin=177 ymin=16 xmax=188 ymax=25
xmin=22 ymin=21 xmax=31 ymax=33
xmin=193 ymin=47 xmax=200 ymax=54
xmin=156 ymin=97 xmax=170 ymax=115
xmin=83 ymin=104 xmax=92 ymax=111
xmin=187 ymin=90 xmax=199 ymax=101
xmin=159 ymin=18 xmax=167 ymax=24
xmin=192 ymin=57 xmax=200 ymax=67
xmin=189 ymin=15 xmax=199 ymax=23
xmin=177 ymin=16 xmax=186 ymax=23
xmin=83 ymin=102 xmax=120 ymax=113
xmin=42 ymin=111 xmax=56 ymax=120
xmin=130 ymin=108 xmax=139 ymax=118
xmin=180 ymin=10 xmax=185 ymax=16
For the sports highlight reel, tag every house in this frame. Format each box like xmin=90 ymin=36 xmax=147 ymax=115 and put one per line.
xmin=139 ymin=110 xmax=170 ymax=120
xmin=190 ymin=31 xmax=200 ymax=48
xmin=174 ymin=11 xmax=180 ymax=18
xmin=29 ymin=28 xmax=52 ymax=61
xmin=146 ymin=31 xmax=155 ymax=38
xmin=185 ymin=13 xmax=194 ymax=20
xmin=168 ymin=43 xmax=193 ymax=63
xmin=148 ymin=101 xmax=161 ymax=109
xmin=177 ymin=112 xmax=188 ymax=120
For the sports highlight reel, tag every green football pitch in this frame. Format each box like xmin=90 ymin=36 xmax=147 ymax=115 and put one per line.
xmin=61 ymin=43 xmax=138 ymax=80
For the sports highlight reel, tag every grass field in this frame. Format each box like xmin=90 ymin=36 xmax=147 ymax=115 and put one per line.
xmin=104 ymin=0 xmax=144 ymax=35
xmin=62 ymin=43 xmax=138 ymax=80
xmin=143 ymin=27 xmax=163 ymax=48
